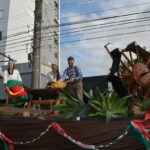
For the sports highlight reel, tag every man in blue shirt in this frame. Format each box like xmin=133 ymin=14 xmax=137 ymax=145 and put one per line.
xmin=62 ymin=56 xmax=83 ymax=100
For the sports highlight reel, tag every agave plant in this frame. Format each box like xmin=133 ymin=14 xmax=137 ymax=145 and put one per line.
xmin=53 ymin=90 xmax=88 ymax=119
xmin=88 ymin=92 xmax=129 ymax=122
xmin=84 ymin=87 xmax=102 ymax=102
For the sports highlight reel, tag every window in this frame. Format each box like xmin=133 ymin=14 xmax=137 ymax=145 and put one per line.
xmin=0 ymin=31 xmax=2 ymax=40
xmin=54 ymin=37 xmax=58 ymax=44
xmin=55 ymin=0 xmax=58 ymax=8
xmin=54 ymin=17 xmax=59 ymax=24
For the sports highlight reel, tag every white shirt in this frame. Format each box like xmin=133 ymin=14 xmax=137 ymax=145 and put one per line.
xmin=46 ymin=71 xmax=58 ymax=84
xmin=3 ymin=69 xmax=22 ymax=84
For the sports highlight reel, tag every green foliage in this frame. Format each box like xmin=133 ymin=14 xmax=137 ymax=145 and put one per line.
xmin=54 ymin=88 xmax=129 ymax=122
xmin=88 ymin=92 xmax=129 ymax=122
xmin=53 ymin=90 xmax=87 ymax=119
xmin=84 ymin=87 xmax=102 ymax=102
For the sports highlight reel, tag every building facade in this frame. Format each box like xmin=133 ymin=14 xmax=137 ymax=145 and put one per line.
xmin=6 ymin=0 xmax=35 ymax=63
xmin=0 ymin=0 xmax=35 ymax=64
xmin=40 ymin=0 xmax=60 ymax=87
xmin=0 ymin=0 xmax=10 ymax=63
xmin=0 ymin=0 xmax=60 ymax=90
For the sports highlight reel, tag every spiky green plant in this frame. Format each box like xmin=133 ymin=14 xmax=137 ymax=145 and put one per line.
xmin=53 ymin=90 xmax=88 ymax=119
xmin=88 ymin=92 xmax=129 ymax=122
xmin=84 ymin=87 xmax=102 ymax=102
xmin=54 ymin=88 xmax=129 ymax=121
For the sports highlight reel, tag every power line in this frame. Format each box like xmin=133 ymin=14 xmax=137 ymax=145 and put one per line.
xmin=61 ymin=1 xmax=150 ymax=20
xmin=2 ymin=13 xmax=29 ymax=22
xmin=1 ymin=10 xmax=150 ymax=48
xmin=2 ymin=16 xmax=150 ymax=48
xmin=40 ymin=17 xmax=150 ymax=43
xmin=4 ymin=9 xmax=150 ymax=36
xmin=60 ymin=10 xmax=150 ymax=27
xmin=2 ymin=0 xmax=146 ymax=35
xmin=2 ymin=9 xmax=150 ymax=41
xmin=9 ymin=27 xmax=150 ymax=50
xmin=61 ymin=22 xmax=150 ymax=38
xmin=1 ymin=30 xmax=32 ymax=41
xmin=2 ymin=42 xmax=32 ymax=52
xmin=6 ymin=35 xmax=32 ymax=44
xmin=60 ymin=29 xmax=150 ymax=45
xmin=0 ymin=38 xmax=33 ymax=48
xmin=42 ymin=18 xmax=150 ymax=44
xmin=1 ymin=1 xmax=149 ymax=36
xmin=61 ymin=0 xmax=98 ymax=7
xmin=1 ymin=12 xmax=26 ymax=20
xmin=4 ymin=17 xmax=145 ymax=42
xmin=5 ymin=48 xmax=27 ymax=54
xmin=39 ymin=28 xmax=150 ymax=46
xmin=2 ymin=10 xmax=150 ymax=43
xmin=5 ymin=28 xmax=150 ymax=55
xmin=61 ymin=16 xmax=150 ymax=32
xmin=2 ymin=23 xmax=34 ymax=34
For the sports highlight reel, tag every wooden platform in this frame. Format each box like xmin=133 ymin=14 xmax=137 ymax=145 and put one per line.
xmin=0 ymin=117 xmax=145 ymax=150
xmin=0 ymin=104 xmax=50 ymax=117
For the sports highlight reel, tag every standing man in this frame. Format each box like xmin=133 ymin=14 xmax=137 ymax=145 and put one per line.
xmin=62 ymin=56 xmax=83 ymax=100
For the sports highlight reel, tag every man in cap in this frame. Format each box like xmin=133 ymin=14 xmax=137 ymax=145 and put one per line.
xmin=62 ymin=56 xmax=83 ymax=100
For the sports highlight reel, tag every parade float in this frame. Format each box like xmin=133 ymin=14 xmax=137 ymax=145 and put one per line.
xmin=0 ymin=42 xmax=150 ymax=150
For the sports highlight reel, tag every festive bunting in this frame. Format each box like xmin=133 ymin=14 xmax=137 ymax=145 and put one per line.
xmin=129 ymin=109 xmax=150 ymax=150
xmin=0 ymin=131 xmax=14 ymax=150
xmin=0 ymin=122 xmax=129 ymax=150
xmin=1 ymin=109 xmax=150 ymax=150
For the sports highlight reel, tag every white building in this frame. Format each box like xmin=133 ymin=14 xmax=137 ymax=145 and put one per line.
xmin=0 ymin=0 xmax=10 ymax=62
xmin=40 ymin=0 xmax=60 ymax=87
xmin=0 ymin=0 xmax=60 ymax=88
xmin=5 ymin=0 xmax=35 ymax=64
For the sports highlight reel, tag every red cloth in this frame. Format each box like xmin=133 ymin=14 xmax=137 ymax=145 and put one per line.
xmin=7 ymin=86 xmax=27 ymax=98
xmin=132 ymin=108 xmax=150 ymax=141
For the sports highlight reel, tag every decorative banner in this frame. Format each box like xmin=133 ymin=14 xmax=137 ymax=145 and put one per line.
xmin=52 ymin=122 xmax=129 ymax=150
xmin=1 ymin=109 xmax=150 ymax=150
xmin=129 ymin=109 xmax=150 ymax=150
xmin=0 ymin=132 xmax=14 ymax=150
xmin=0 ymin=122 xmax=129 ymax=150
xmin=0 ymin=139 xmax=10 ymax=150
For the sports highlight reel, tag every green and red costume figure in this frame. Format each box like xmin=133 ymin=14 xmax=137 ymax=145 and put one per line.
xmin=6 ymin=80 xmax=28 ymax=106
xmin=4 ymin=61 xmax=28 ymax=106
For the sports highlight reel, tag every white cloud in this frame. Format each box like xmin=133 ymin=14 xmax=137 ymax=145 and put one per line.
xmin=60 ymin=0 xmax=150 ymax=77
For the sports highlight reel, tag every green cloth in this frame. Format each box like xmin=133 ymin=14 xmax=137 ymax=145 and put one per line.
xmin=7 ymin=80 xmax=23 ymax=89
xmin=129 ymin=123 xmax=150 ymax=149
xmin=0 ymin=139 xmax=10 ymax=150
xmin=11 ymin=96 xmax=28 ymax=106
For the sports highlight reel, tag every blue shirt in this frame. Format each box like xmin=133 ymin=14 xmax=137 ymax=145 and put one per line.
xmin=62 ymin=65 xmax=83 ymax=81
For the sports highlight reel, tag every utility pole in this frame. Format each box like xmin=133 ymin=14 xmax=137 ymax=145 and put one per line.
xmin=32 ymin=0 xmax=42 ymax=88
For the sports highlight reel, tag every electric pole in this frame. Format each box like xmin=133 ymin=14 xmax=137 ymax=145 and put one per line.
xmin=32 ymin=0 xmax=42 ymax=88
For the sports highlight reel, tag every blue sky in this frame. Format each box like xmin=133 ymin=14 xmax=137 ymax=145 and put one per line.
xmin=60 ymin=0 xmax=150 ymax=77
